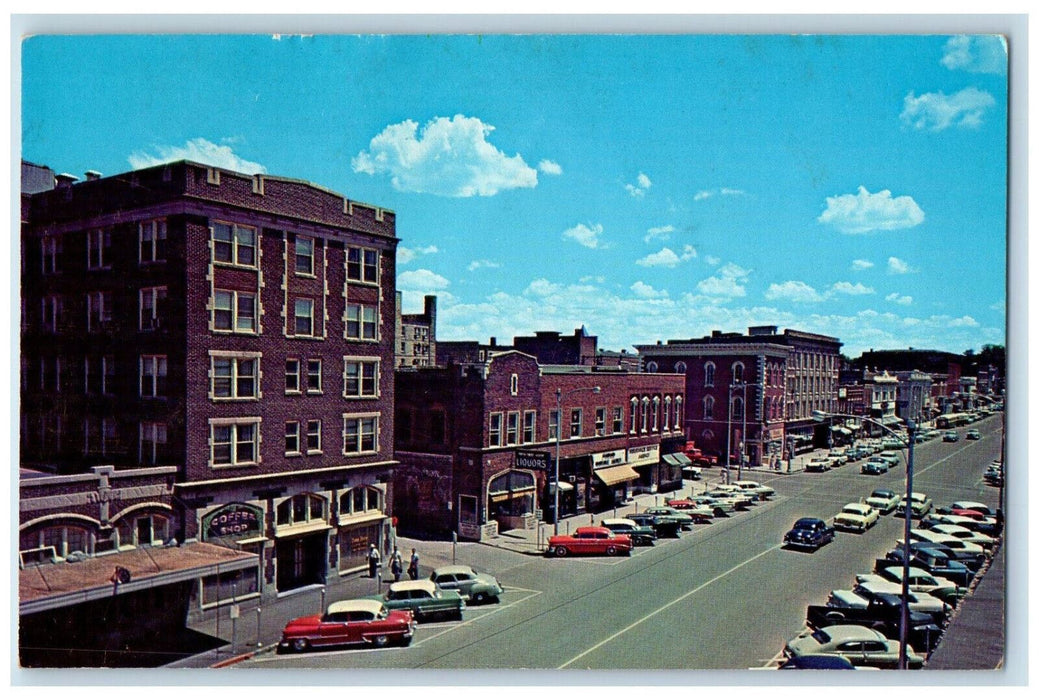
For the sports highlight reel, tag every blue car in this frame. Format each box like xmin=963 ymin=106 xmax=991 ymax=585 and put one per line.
xmin=783 ymin=517 xmax=836 ymax=551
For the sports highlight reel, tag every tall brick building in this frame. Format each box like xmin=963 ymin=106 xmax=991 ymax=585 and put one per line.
xmin=20 ymin=160 xmax=399 ymax=602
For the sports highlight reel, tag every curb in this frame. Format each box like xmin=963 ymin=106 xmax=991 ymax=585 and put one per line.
xmin=210 ymin=644 xmax=278 ymax=668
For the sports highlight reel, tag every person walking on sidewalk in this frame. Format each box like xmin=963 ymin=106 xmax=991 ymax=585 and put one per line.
xmin=390 ymin=546 xmax=404 ymax=582
xmin=367 ymin=543 xmax=381 ymax=578
xmin=408 ymin=548 xmax=420 ymax=580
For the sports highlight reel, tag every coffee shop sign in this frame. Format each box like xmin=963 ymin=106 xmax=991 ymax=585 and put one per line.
xmin=204 ymin=503 xmax=263 ymax=539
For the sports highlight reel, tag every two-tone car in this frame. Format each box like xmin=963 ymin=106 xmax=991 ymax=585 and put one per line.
xmin=642 ymin=505 xmax=698 ymax=529
xmin=924 ymin=523 xmax=996 ymax=550
xmin=733 ymin=480 xmax=775 ymax=500
xmin=600 ymin=517 xmax=657 ymax=546
xmin=547 ymin=526 xmax=633 ymax=557
xmin=833 ymin=502 xmax=879 ymax=533
xmin=627 ymin=511 xmax=683 ymax=538
xmin=663 ymin=498 xmax=716 ymax=522
xmin=783 ymin=517 xmax=835 ymax=551
xmin=429 ymin=565 xmax=503 ymax=604
xmin=278 ymin=599 xmax=415 ymax=653
xmin=860 ymin=457 xmax=890 ymax=475
xmin=943 ymin=430 xmax=960 ymax=442
xmin=865 ymin=488 xmax=900 ymax=514
xmin=367 ymin=580 xmax=465 ymax=622
xmin=783 ymin=625 xmax=924 ymax=669
xmin=899 ymin=492 xmax=933 ymax=518
xmin=804 ymin=456 xmax=831 ymax=473
xmin=966 ymin=429 xmax=981 ymax=440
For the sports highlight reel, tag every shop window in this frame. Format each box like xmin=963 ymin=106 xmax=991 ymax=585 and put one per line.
xmin=341 ymin=486 xmax=382 ymax=516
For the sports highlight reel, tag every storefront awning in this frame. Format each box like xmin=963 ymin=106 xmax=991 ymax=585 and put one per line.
xmin=671 ymin=453 xmax=694 ymax=466
xmin=546 ymin=481 xmax=574 ymax=493
xmin=881 ymin=415 xmax=904 ymax=425
xmin=594 ymin=464 xmax=640 ymax=486
xmin=662 ymin=454 xmax=681 ymax=466
xmin=829 ymin=426 xmax=853 ymax=435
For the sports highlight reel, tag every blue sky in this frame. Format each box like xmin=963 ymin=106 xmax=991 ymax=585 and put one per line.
xmin=19 ymin=32 xmax=1009 ymax=357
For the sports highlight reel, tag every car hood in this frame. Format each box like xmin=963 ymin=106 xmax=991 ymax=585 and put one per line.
xmin=282 ymin=613 xmax=323 ymax=633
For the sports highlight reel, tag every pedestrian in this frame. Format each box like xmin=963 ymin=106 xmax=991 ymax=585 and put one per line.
xmin=407 ymin=548 xmax=420 ymax=580
xmin=390 ymin=546 xmax=404 ymax=582
xmin=367 ymin=543 xmax=381 ymax=578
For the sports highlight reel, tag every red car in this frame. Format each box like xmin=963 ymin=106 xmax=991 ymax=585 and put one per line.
xmin=278 ymin=598 xmax=415 ymax=653
xmin=547 ymin=526 xmax=633 ymax=557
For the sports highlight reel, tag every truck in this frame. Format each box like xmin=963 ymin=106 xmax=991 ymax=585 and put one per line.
xmin=806 ymin=592 xmax=944 ymax=653
xmin=682 ymin=441 xmax=718 ymax=468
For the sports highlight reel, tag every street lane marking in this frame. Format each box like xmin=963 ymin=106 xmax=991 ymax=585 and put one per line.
xmin=414 ymin=588 xmax=543 ymax=646
xmin=557 ymin=543 xmax=781 ymax=669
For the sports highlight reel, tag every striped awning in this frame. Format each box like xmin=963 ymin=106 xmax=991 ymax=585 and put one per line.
xmin=672 ymin=453 xmax=694 ymax=466
xmin=594 ymin=464 xmax=640 ymax=486
xmin=661 ymin=454 xmax=681 ymax=466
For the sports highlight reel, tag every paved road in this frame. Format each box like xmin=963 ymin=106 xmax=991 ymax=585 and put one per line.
xmin=235 ymin=415 xmax=1004 ymax=671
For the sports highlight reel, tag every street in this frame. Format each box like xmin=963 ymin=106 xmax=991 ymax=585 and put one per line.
xmin=235 ymin=415 xmax=1003 ymax=671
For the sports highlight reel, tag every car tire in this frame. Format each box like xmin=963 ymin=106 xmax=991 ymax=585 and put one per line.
xmin=291 ymin=638 xmax=310 ymax=653
xmin=554 ymin=546 xmax=569 ymax=557
xmin=370 ymin=634 xmax=389 ymax=648
xmin=472 ymin=592 xmax=488 ymax=605
xmin=605 ymin=545 xmax=618 ymax=556
xmin=398 ymin=635 xmax=413 ymax=647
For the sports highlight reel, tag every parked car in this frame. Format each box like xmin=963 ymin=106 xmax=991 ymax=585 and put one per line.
xmin=733 ymin=480 xmax=775 ymax=500
xmin=703 ymin=489 xmax=754 ymax=510
xmin=709 ymin=483 xmax=761 ymax=502
xmin=965 ymin=429 xmax=981 ymax=440
xmin=866 ymin=566 xmax=963 ymax=596
xmin=688 ymin=495 xmax=736 ymax=517
xmin=547 ymin=526 xmax=633 ymax=557
xmin=833 ymin=502 xmax=879 ymax=533
xmin=827 ymin=449 xmax=848 ymax=466
xmin=627 ymin=511 xmax=682 ymax=538
xmin=850 ymin=581 xmax=952 ymax=617
xmin=950 ymin=500 xmax=996 ymax=517
xmin=943 ymin=431 xmax=960 ymax=442
xmin=905 ymin=531 xmax=987 ymax=564
xmin=865 ymin=488 xmax=900 ymax=514
xmin=600 ymin=517 xmax=657 ymax=546
xmin=783 ymin=517 xmax=835 ymax=550
xmin=663 ymin=498 xmax=716 ymax=522
xmin=429 ymin=565 xmax=504 ymax=604
xmin=805 ymin=592 xmax=943 ymax=653
xmin=778 ymin=653 xmax=856 ymax=670
xmin=861 ymin=458 xmax=890 ymax=475
xmin=856 ymin=573 xmax=964 ymax=609
xmin=925 ymin=523 xmax=996 ymax=550
xmin=875 ymin=543 xmax=974 ymax=587
xmin=784 ymin=625 xmax=924 ymax=669
xmin=899 ymin=492 xmax=933 ymax=518
xmin=903 ymin=540 xmax=986 ymax=572
xmin=876 ymin=452 xmax=902 ymax=467
xmin=642 ymin=506 xmax=697 ymax=529
xmin=924 ymin=511 xmax=999 ymax=536
xmin=681 ymin=465 xmax=703 ymax=481
xmin=881 ymin=437 xmax=905 ymax=451
xmin=805 ymin=457 xmax=831 ymax=473
xmin=278 ymin=599 xmax=415 ymax=653
xmin=368 ymin=580 xmax=465 ymax=622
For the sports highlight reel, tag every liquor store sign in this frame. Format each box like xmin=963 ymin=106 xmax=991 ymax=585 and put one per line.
xmin=204 ymin=503 xmax=263 ymax=540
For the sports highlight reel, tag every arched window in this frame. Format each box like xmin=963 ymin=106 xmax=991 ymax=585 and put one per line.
xmin=675 ymin=361 xmax=687 ymax=374
xmin=732 ymin=396 xmax=744 ymax=421
xmin=663 ymin=396 xmax=672 ymax=430
xmin=674 ymin=395 xmax=684 ymax=428
xmin=115 ymin=512 xmax=170 ymax=549
xmin=651 ymin=396 xmax=660 ymax=431
xmin=630 ymin=397 xmax=639 ymax=433
xmin=340 ymin=486 xmax=382 ymax=516
xmin=510 ymin=373 xmax=519 ymax=396
xmin=703 ymin=395 xmax=715 ymax=420
xmin=641 ymin=397 xmax=650 ymax=433
xmin=645 ymin=361 xmax=658 ymax=373
xmin=732 ymin=362 xmax=745 ymax=384
xmin=277 ymin=493 xmax=328 ymax=527
xmin=704 ymin=362 xmax=715 ymax=387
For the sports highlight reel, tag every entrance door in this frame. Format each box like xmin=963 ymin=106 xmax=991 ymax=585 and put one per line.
xmin=276 ymin=532 xmax=327 ymax=592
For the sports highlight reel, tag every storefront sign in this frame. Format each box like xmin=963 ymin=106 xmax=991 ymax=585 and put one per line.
xmin=203 ymin=503 xmax=263 ymax=540
xmin=591 ymin=450 xmax=626 ymax=468
xmin=627 ymin=444 xmax=660 ymax=466
xmin=515 ymin=450 xmax=550 ymax=471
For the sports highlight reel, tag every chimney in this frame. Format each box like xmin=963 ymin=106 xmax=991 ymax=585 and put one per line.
xmin=490 ymin=337 xmax=497 ymax=347
xmin=85 ymin=170 xmax=102 ymax=181
xmin=55 ymin=173 xmax=78 ymax=188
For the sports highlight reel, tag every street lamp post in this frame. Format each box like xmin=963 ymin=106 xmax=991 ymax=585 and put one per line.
xmin=554 ymin=386 xmax=600 ymax=536
xmin=812 ymin=410 xmax=915 ymax=670
xmin=726 ymin=381 xmax=747 ymax=483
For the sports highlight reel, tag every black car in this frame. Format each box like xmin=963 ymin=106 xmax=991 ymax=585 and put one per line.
xmin=783 ymin=517 xmax=836 ymax=550
xmin=600 ymin=518 xmax=657 ymax=546
xmin=778 ymin=654 xmax=855 ymax=670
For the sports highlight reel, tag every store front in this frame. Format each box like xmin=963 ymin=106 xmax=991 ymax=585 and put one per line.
xmin=273 ymin=493 xmax=331 ymax=593
xmin=488 ymin=469 xmax=537 ymax=531
xmin=591 ymin=448 xmax=640 ymax=510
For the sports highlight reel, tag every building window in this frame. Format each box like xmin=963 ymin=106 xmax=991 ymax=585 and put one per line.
xmin=39 ymin=356 xmax=61 ymax=393
xmin=295 ymin=236 xmax=315 ymax=275
xmin=523 ymin=410 xmax=537 ymax=443
xmin=140 ymin=286 xmax=168 ymax=330
xmin=651 ymin=397 xmax=661 ymax=432
xmin=139 ymin=219 xmax=167 ymax=263
xmin=85 ymin=355 xmax=116 ymax=395
xmin=86 ymin=291 xmax=113 ymax=331
xmin=641 ymin=397 xmax=650 ymax=433
xmin=733 ymin=362 xmax=745 ymax=384
xmin=489 ymin=412 xmax=503 ymax=447
xmin=675 ymin=361 xmax=687 ymax=374
xmin=140 ymin=422 xmax=168 ymax=465
xmin=306 ymin=359 xmax=322 ymax=393
xmin=548 ymin=409 xmax=560 ymax=441
xmin=595 ymin=407 xmax=606 ymax=436
xmin=41 ymin=236 xmax=62 ymax=274
xmin=569 ymin=408 xmax=583 ymax=439
xmin=294 ymin=298 xmax=315 ymax=336
xmin=343 ymin=415 xmax=378 ymax=454
xmin=704 ymin=396 xmax=714 ymax=420
xmin=285 ymin=421 xmax=301 ymax=455
xmin=612 ymin=407 xmax=624 ymax=434
xmin=675 ymin=396 xmax=683 ymax=428
xmin=87 ymin=229 xmax=112 ymax=270
xmin=213 ymin=289 xmax=256 ymax=333
xmin=704 ymin=362 xmax=715 ymax=387
xmin=630 ymin=398 xmax=639 ymax=433
xmin=510 ymin=373 xmax=519 ymax=396
xmin=645 ymin=361 xmax=658 ymax=373
xmin=732 ymin=397 xmax=744 ymax=421
xmin=140 ymin=355 xmax=168 ymax=398
xmin=347 ymin=247 xmax=379 ymax=283
xmin=345 ymin=303 xmax=378 ymax=340
xmin=663 ymin=397 xmax=672 ymax=431
xmin=41 ymin=295 xmax=62 ymax=333
xmin=211 ymin=355 xmax=259 ymax=399
xmin=306 ymin=419 xmax=322 ymax=454
xmin=341 ymin=486 xmax=382 ymax=516
xmin=344 ymin=359 xmax=379 ymax=398
xmin=276 ymin=494 xmax=327 ymax=527
xmin=212 ymin=222 xmax=257 ymax=267
xmin=211 ymin=419 xmax=260 ymax=467
xmin=506 ymin=412 xmax=519 ymax=445
xmin=285 ymin=358 xmax=300 ymax=393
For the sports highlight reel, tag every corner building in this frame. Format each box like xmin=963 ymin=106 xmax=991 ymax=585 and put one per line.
xmin=21 ymin=160 xmax=398 ymax=601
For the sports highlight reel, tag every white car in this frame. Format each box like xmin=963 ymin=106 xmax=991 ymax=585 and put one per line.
xmin=826 ymin=449 xmax=847 ymax=466
xmin=733 ymin=480 xmax=775 ymax=500
xmin=865 ymin=488 xmax=900 ymax=514
xmin=805 ymin=457 xmax=831 ymax=472
xmin=784 ymin=625 xmax=924 ymax=669
xmin=899 ymin=492 xmax=933 ymax=517
xmin=833 ymin=503 xmax=879 ymax=533
xmin=859 ymin=566 xmax=958 ymax=594
xmin=924 ymin=512 xmax=997 ymax=534
xmin=926 ymin=523 xmax=996 ymax=550
xmin=905 ymin=531 xmax=987 ymax=558
xmin=850 ymin=582 xmax=951 ymax=616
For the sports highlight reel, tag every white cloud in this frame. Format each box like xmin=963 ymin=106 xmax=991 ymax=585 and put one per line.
xmin=900 ymin=88 xmax=996 ymax=131
xmin=851 ymin=259 xmax=875 ymax=271
xmin=397 ymin=245 xmax=439 ymax=265
xmin=562 ymin=222 xmax=605 ymax=249
xmin=636 ymin=245 xmax=697 ymax=268
xmin=538 ymin=159 xmax=563 ymax=175
xmin=831 ymin=281 xmax=875 ymax=296
xmin=697 ymin=263 xmax=749 ymax=299
xmin=887 ymin=257 xmax=915 ymax=274
xmin=705 ymin=255 xmax=721 ymax=266
xmin=128 ymin=138 xmax=267 ymax=174
xmin=644 ymin=225 xmax=675 ymax=243
xmin=398 ymin=268 xmax=451 ymax=291
xmin=947 ymin=315 xmax=979 ymax=327
xmin=818 ymin=186 xmax=925 ymax=234
xmin=694 ymin=187 xmax=746 ymax=201
xmin=885 ymin=292 xmax=913 ymax=305
xmin=941 ymin=35 xmax=1007 ymax=75
xmin=625 ymin=172 xmax=652 ymax=197
xmin=467 ymin=259 xmax=500 ymax=272
xmin=525 ymin=278 xmax=563 ymax=297
xmin=765 ymin=280 xmax=825 ymax=303
xmin=352 ymin=114 xmax=537 ymax=196
xmin=631 ymin=281 xmax=669 ymax=299
xmin=718 ymin=262 xmax=750 ymax=279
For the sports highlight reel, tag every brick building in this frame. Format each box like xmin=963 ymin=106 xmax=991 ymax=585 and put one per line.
xmin=395 ymin=292 xmax=437 ymax=368
xmin=393 ymin=351 xmax=686 ymax=539
xmin=20 ymin=160 xmax=398 ymax=606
